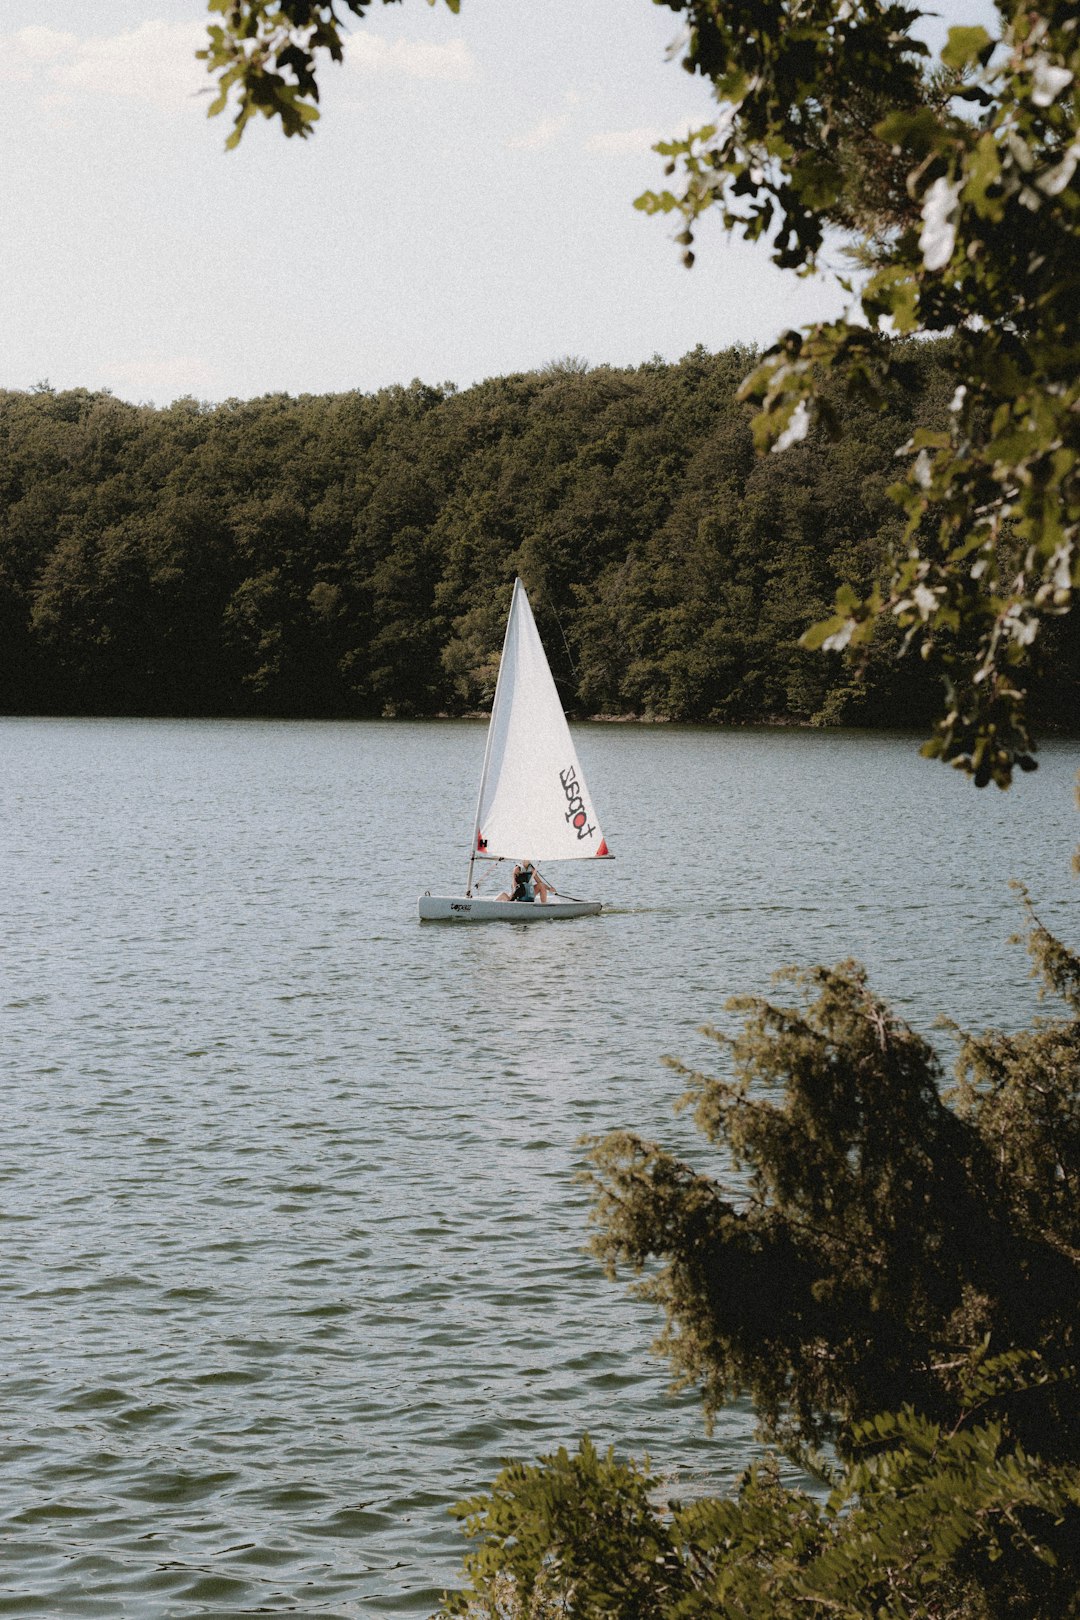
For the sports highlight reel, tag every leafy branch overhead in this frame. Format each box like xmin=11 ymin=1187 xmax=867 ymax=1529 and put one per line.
xmin=639 ymin=0 xmax=1080 ymax=787
xmin=199 ymin=0 xmax=1078 ymax=787
xmin=198 ymin=0 xmax=458 ymax=148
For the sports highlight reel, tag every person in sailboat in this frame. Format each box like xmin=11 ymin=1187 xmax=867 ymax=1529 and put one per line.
xmin=497 ymin=861 xmax=549 ymax=905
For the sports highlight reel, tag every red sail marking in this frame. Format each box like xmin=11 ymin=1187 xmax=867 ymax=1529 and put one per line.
xmin=596 ymin=838 xmax=609 ymax=857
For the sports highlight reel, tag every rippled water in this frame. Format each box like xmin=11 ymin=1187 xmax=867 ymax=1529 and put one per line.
xmin=2 ymin=718 xmax=1077 ymax=1617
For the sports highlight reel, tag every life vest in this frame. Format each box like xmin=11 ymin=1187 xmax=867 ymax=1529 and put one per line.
xmin=512 ymin=867 xmax=536 ymax=902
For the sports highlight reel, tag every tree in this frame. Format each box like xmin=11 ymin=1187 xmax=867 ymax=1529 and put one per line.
xmin=641 ymin=0 xmax=1080 ymax=788
xmin=586 ymin=897 xmax=1080 ymax=1469
xmin=441 ymin=1416 xmax=1079 ymax=1619
xmin=198 ymin=0 xmax=459 ymax=147
xmin=6 ymin=349 xmax=1078 ymax=725
xmin=200 ymin=0 xmax=1080 ymax=787
xmin=440 ymin=902 xmax=1080 ymax=1619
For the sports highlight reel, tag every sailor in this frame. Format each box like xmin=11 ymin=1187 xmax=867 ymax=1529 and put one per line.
xmin=498 ymin=861 xmax=549 ymax=904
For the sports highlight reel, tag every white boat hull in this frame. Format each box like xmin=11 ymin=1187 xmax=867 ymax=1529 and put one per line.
xmin=418 ymin=894 xmax=602 ymax=923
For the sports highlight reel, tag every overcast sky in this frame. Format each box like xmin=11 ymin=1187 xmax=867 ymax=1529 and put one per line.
xmin=2 ymin=0 xmax=993 ymax=406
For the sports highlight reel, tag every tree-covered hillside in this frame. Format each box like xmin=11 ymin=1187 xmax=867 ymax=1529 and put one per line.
xmin=2 ymin=345 xmax=1077 ymax=729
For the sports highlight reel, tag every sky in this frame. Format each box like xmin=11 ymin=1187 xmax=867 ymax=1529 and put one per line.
xmin=1 ymin=0 xmax=995 ymax=407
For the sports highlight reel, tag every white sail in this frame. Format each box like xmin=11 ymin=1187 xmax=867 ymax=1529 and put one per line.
xmin=472 ymin=580 xmax=610 ymax=863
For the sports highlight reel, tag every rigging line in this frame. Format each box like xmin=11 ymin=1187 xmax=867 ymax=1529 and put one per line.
xmin=475 ymin=858 xmax=509 ymax=897
xmin=541 ymin=588 xmax=579 ymax=681
xmin=536 ymin=866 xmax=587 ymax=904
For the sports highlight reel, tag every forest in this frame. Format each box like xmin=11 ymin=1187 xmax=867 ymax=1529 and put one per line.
xmin=2 ymin=341 xmax=1078 ymax=732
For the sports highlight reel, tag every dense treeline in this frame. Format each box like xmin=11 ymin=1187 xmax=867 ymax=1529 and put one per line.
xmin=2 ymin=345 xmax=1077 ymax=726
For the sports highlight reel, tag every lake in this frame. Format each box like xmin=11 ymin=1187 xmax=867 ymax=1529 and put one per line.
xmin=1 ymin=718 xmax=1077 ymax=1617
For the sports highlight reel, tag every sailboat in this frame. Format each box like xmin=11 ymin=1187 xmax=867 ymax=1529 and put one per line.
xmin=418 ymin=578 xmax=612 ymax=922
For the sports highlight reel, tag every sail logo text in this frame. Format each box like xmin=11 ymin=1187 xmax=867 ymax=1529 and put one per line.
xmin=560 ymin=766 xmax=595 ymax=841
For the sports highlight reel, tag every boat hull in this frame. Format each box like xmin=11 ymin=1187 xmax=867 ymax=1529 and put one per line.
xmin=418 ymin=895 xmax=602 ymax=923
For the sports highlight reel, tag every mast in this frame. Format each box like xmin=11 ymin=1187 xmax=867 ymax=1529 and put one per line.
xmin=465 ymin=578 xmax=520 ymax=894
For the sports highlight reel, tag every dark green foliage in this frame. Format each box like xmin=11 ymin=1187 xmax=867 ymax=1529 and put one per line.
xmin=587 ymin=937 xmax=1080 ymax=1465
xmin=200 ymin=0 xmax=460 ymax=149
xmin=643 ymin=0 xmax=1080 ymax=785
xmin=3 ymin=350 xmax=1078 ymax=725
xmin=441 ymin=914 xmax=1080 ymax=1619
xmin=443 ymin=1436 xmax=691 ymax=1619
xmin=440 ymin=1405 xmax=1079 ymax=1619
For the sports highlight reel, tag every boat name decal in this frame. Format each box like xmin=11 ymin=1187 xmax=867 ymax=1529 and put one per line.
xmin=560 ymin=765 xmax=595 ymax=841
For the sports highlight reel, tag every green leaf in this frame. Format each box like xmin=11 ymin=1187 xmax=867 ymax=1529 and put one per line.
xmin=875 ymin=107 xmax=950 ymax=156
xmin=964 ymin=132 xmax=1003 ymax=218
xmin=633 ymin=189 xmax=680 ymax=215
xmin=863 ymin=268 xmax=919 ymax=333
xmin=941 ymin=25 xmax=993 ymax=69
xmin=790 ymin=155 xmax=843 ymax=210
